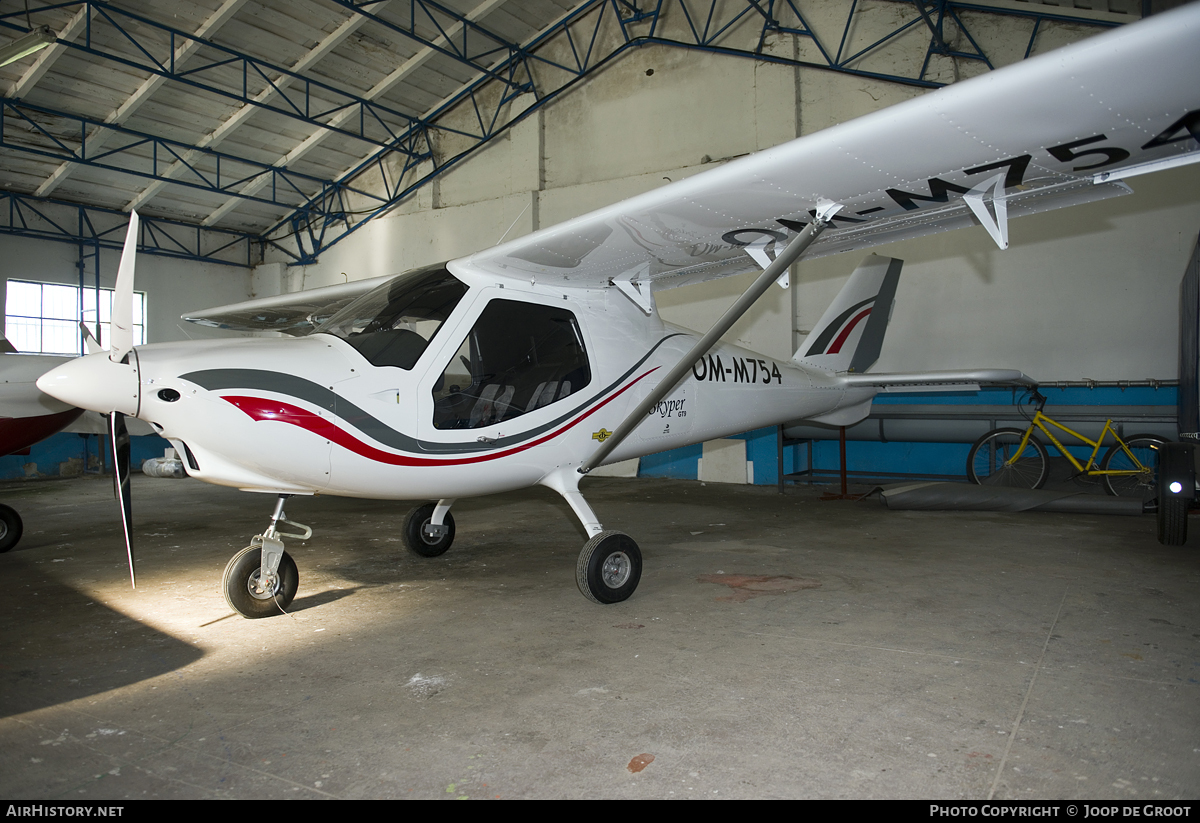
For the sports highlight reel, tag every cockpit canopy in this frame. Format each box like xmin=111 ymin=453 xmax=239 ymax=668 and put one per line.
xmin=316 ymin=264 xmax=467 ymax=370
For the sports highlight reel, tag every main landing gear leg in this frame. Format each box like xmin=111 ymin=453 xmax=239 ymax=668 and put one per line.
xmin=542 ymin=468 xmax=642 ymax=604
xmin=222 ymin=494 xmax=310 ymax=619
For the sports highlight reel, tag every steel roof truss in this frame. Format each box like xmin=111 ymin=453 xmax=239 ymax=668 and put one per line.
xmin=0 ymin=191 xmax=259 ymax=266
xmin=1 ymin=99 xmax=389 ymax=212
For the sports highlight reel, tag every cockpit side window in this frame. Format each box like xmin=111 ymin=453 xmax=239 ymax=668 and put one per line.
xmin=433 ymin=299 xmax=591 ymax=430
xmin=316 ymin=265 xmax=467 ymax=370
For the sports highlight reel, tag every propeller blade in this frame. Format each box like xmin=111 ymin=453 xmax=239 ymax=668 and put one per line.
xmin=78 ymin=321 xmax=101 ymax=355
xmin=110 ymin=211 xmax=139 ymax=365
xmin=109 ymin=410 xmax=135 ymax=589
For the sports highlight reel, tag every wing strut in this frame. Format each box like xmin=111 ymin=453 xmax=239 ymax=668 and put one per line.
xmin=579 ymin=202 xmax=844 ymax=474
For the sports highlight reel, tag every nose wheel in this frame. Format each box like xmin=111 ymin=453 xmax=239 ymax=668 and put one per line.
xmin=223 ymin=494 xmax=309 ymax=619
xmin=222 ymin=544 xmax=299 ymax=618
xmin=403 ymin=501 xmax=456 ymax=557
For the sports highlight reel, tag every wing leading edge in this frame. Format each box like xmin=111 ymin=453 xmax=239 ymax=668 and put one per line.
xmin=183 ymin=274 xmax=395 ymax=336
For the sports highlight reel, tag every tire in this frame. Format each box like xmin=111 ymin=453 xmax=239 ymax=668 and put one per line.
xmin=0 ymin=504 xmax=22 ymax=553
xmin=403 ymin=503 xmax=455 ymax=557
xmin=967 ymin=428 xmax=1049 ymax=489
xmin=576 ymin=531 xmax=642 ymax=604
xmin=1157 ymin=494 xmax=1188 ymax=546
xmin=1101 ymin=434 xmax=1167 ymax=499
xmin=222 ymin=546 xmax=299 ymax=619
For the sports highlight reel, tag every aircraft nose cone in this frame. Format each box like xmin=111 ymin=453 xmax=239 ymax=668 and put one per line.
xmin=36 ymin=351 xmax=140 ymax=416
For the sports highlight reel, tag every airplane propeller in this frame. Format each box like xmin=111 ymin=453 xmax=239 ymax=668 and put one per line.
xmin=36 ymin=211 xmax=143 ymax=588
xmin=109 ymin=210 xmax=139 ymax=588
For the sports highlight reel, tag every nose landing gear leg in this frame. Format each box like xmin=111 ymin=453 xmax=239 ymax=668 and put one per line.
xmin=222 ymin=494 xmax=311 ymax=618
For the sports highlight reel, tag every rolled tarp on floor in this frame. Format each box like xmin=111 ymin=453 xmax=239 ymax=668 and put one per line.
xmin=878 ymin=482 xmax=1149 ymax=516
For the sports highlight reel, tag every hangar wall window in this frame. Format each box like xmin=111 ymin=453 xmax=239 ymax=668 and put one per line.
xmin=433 ymin=299 xmax=591 ymax=430
xmin=3 ymin=280 xmax=145 ymax=355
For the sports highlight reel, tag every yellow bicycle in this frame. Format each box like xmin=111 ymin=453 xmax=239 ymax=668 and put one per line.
xmin=967 ymin=390 xmax=1167 ymax=498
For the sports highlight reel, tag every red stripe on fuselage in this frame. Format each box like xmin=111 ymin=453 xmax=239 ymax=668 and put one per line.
xmin=220 ymin=369 xmax=658 ymax=466
xmin=827 ymin=307 xmax=871 ymax=354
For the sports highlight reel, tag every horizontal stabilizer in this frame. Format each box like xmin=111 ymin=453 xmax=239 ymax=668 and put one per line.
xmin=842 ymin=369 xmax=1036 ymax=391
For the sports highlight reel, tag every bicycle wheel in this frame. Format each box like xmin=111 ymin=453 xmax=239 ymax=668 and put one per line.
xmin=1101 ymin=434 xmax=1167 ymax=498
xmin=967 ymin=428 xmax=1049 ymax=489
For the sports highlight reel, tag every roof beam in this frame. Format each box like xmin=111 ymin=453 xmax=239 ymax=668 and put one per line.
xmin=202 ymin=0 xmax=511 ymax=227
xmin=31 ymin=2 xmax=419 ymax=150
xmin=0 ymin=190 xmax=259 ymax=266
xmin=331 ymin=0 xmax=523 ymax=83
xmin=5 ymin=6 xmax=90 ymax=99
xmin=34 ymin=0 xmax=248 ymax=198
xmin=125 ymin=7 xmax=372 ymax=213
xmin=3 ymin=98 xmax=374 ymax=211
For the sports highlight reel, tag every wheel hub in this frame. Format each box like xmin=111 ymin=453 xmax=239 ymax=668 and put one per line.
xmin=421 ymin=520 xmax=446 ymax=544
xmin=247 ymin=569 xmax=280 ymax=600
xmin=601 ymin=551 xmax=631 ymax=588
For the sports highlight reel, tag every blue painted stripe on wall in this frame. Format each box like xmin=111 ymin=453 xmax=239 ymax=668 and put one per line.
xmin=636 ymin=385 xmax=1179 ymax=484
xmin=0 ymin=432 xmax=172 ymax=480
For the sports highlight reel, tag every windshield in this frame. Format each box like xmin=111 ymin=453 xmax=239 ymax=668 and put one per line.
xmin=316 ymin=265 xmax=468 ymax=370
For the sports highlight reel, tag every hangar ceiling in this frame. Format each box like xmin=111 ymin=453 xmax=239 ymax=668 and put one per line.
xmin=0 ymin=0 xmax=1168 ymax=268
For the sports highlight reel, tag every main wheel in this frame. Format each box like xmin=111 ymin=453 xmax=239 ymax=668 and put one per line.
xmin=0 ymin=504 xmax=22 ymax=553
xmin=222 ymin=546 xmax=299 ymax=619
xmin=1157 ymin=495 xmax=1188 ymax=545
xmin=1101 ymin=434 xmax=1167 ymax=498
xmin=967 ymin=428 xmax=1049 ymax=489
xmin=576 ymin=531 xmax=642 ymax=604
xmin=403 ymin=503 xmax=455 ymax=557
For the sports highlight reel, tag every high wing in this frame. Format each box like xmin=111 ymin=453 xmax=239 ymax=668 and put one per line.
xmin=461 ymin=4 xmax=1200 ymax=293
xmin=182 ymin=274 xmax=395 ymax=335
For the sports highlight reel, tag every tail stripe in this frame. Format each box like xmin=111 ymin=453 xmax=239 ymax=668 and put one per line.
xmin=804 ymin=296 xmax=876 ymax=356
xmin=827 ymin=307 xmax=873 ymax=355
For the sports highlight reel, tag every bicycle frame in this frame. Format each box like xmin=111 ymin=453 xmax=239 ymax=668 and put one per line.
xmin=1014 ymin=412 xmax=1145 ymax=477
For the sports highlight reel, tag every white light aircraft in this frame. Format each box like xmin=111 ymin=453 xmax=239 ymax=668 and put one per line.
xmin=37 ymin=5 xmax=1200 ymax=617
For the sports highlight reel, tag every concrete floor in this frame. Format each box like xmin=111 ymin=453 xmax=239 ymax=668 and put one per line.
xmin=0 ymin=473 xmax=1197 ymax=800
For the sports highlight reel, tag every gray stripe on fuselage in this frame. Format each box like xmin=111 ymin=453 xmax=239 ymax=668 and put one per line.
xmin=180 ymin=334 xmax=684 ymax=455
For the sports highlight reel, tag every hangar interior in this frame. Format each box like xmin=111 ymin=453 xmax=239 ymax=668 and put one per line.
xmin=0 ymin=0 xmax=1198 ymax=800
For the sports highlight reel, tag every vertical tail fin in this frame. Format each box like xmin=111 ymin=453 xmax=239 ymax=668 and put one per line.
xmin=794 ymin=254 xmax=902 ymax=373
